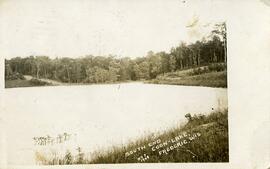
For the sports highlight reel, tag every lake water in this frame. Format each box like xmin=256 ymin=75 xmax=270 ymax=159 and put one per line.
xmin=2 ymin=83 xmax=227 ymax=166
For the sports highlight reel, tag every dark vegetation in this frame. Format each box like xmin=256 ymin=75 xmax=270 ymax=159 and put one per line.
xmin=29 ymin=78 xmax=52 ymax=86
xmin=189 ymin=63 xmax=226 ymax=76
xmin=149 ymin=63 xmax=227 ymax=88
xmin=35 ymin=109 xmax=228 ymax=164
xmin=89 ymin=109 xmax=228 ymax=163
xmin=5 ymin=78 xmax=52 ymax=88
xmin=5 ymin=72 xmax=25 ymax=80
xmin=5 ymin=79 xmax=32 ymax=88
xmin=5 ymin=71 xmax=52 ymax=88
xmin=5 ymin=23 xmax=227 ymax=88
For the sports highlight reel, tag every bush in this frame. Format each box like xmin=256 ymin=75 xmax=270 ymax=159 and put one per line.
xmin=30 ymin=78 xmax=50 ymax=86
xmin=208 ymin=63 xmax=226 ymax=72
xmin=189 ymin=63 xmax=226 ymax=76
xmin=5 ymin=72 xmax=25 ymax=80
xmin=191 ymin=67 xmax=206 ymax=75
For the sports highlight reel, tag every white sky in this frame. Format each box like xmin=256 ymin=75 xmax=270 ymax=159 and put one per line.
xmin=0 ymin=0 xmax=228 ymax=58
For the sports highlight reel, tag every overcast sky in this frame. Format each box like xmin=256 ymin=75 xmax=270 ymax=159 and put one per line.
xmin=0 ymin=0 xmax=229 ymax=59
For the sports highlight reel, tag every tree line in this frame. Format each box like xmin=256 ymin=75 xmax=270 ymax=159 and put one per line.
xmin=5 ymin=23 xmax=226 ymax=83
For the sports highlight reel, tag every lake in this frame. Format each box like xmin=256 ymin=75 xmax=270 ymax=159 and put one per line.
xmin=2 ymin=83 xmax=227 ymax=166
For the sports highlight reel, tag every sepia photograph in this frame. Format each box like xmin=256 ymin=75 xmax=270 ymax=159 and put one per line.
xmin=2 ymin=0 xmax=231 ymax=168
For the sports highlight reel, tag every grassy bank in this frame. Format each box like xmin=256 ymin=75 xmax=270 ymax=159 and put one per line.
xmin=5 ymin=79 xmax=52 ymax=88
xmin=89 ymin=109 xmax=228 ymax=163
xmin=148 ymin=64 xmax=227 ymax=88
xmin=149 ymin=71 xmax=227 ymax=88
xmin=35 ymin=109 xmax=228 ymax=164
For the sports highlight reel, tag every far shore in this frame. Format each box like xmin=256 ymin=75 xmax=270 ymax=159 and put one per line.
xmin=5 ymin=64 xmax=227 ymax=89
xmin=5 ymin=78 xmax=227 ymax=89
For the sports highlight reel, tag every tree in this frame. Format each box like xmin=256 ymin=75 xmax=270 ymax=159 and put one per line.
xmin=5 ymin=22 xmax=226 ymax=85
xmin=212 ymin=22 xmax=227 ymax=63
xmin=169 ymin=55 xmax=176 ymax=72
xmin=109 ymin=59 xmax=120 ymax=82
xmin=134 ymin=60 xmax=150 ymax=80
xmin=5 ymin=62 xmax=13 ymax=78
xmin=148 ymin=52 xmax=162 ymax=79
xmin=159 ymin=52 xmax=170 ymax=74
xmin=119 ymin=58 xmax=132 ymax=81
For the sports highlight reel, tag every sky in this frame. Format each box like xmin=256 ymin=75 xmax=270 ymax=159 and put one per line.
xmin=0 ymin=0 xmax=228 ymax=58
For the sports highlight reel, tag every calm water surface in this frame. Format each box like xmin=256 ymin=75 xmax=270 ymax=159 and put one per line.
xmin=3 ymin=83 xmax=227 ymax=165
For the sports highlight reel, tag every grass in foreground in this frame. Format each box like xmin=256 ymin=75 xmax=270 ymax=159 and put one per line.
xmin=89 ymin=109 xmax=228 ymax=163
xmin=35 ymin=109 xmax=228 ymax=164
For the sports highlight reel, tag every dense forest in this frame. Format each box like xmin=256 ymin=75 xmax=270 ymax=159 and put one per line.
xmin=5 ymin=23 xmax=226 ymax=84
